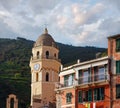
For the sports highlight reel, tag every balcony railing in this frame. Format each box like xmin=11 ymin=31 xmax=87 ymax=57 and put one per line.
xmin=78 ymin=73 xmax=109 ymax=85
xmin=55 ymin=73 xmax=109 ymax=89
xmin=55 ymin=80 xmax=76 ymax=89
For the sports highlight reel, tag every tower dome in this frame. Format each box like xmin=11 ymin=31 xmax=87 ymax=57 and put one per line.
xmin=34 ymin=28 xmax=57 ymax=48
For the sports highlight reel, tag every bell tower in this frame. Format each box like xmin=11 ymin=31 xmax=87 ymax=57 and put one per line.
xmin=30 ymin=28 xmax=61 ymax=108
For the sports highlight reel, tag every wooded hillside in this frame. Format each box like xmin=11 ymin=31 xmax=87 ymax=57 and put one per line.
xmin=0 ymin=37 xmax=107 ymax=108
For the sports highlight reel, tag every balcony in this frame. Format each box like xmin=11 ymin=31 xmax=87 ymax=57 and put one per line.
xmin=55 ymin=73 xmax=110 ymax=90
xmin=55 ymin=80 xmax=76 ymax=90
xmin=78 ymin=73 xmax=110 ymax=87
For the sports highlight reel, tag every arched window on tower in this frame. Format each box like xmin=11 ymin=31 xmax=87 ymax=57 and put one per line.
xmin=54 ymin=53 xmax=56 ymax=58
xmin=37 ymin=51 xmax=40 ymax=59
xmin=46 ymin=73 xmax=49 ymax=81
xmin=46 ymin=51 xmax=49 ymax=59
xmin=36 ymin=73 xmax=39 ymax=82
xmin=10 ymin=98 xmax=14 ymax=108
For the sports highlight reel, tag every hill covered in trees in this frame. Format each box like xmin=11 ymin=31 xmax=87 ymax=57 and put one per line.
xmin=0 ymin=37 xmax=107 ymax=108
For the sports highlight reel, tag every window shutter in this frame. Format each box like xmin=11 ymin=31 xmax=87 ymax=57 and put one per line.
xmin=116 ymin=38 xmax=120 ymax=52
xmin=116 ymin=61 xmax=120 ymax=74
xmin=100 ymin=87 xmax=104 ymax=100
xmin=94 ymin=89 xmax=97 ymax=101
xmin=78 ymin=91 xmax=82 ymax=103
xmin=88 ymin=89 xmax=92 ymax=101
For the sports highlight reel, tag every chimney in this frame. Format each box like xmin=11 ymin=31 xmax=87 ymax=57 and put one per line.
xmin=77 ymin=59 xmax=80 ymax=64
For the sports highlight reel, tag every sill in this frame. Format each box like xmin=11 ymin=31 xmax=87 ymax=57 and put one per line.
xmin=94 ymin=99 xmax=104 ymax=102
xmin=116 ymin=50 xmax=120 ymax=52
xmin=78 ymin=101 xmax=92 ymax=104
xmin=66 ymin=102 xmax=72 ymax=104
xmin=78 ymin=100 xmax=104 ymax=104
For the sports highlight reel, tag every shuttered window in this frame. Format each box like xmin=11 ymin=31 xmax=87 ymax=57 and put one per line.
xmin=116 ymin=38 xmax=120 ymax=52
xmin=94 ymin=87 xmax=104 ymax=101
xmin=116 ymin=61 xmax=120 ymax=74
xmin=66 ymin=93 xmax=72 ymax=103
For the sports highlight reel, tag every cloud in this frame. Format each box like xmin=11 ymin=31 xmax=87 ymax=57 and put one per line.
xmin=28 ymin=0 xmax=60 ymax=14
xmin=0 ymin=0 xmax=20 ymax=11
xmin=0 ymin=0 xmax=119 ymax=48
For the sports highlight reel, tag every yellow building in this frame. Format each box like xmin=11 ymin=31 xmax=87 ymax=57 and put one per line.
xmin=29 ymin=28 xmax=61 ymax=108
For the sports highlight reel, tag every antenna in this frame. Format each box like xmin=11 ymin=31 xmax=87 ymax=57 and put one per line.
xmin=44 ymin=21 xmax=48 ymax=29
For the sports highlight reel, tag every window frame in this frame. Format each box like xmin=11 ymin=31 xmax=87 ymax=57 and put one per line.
xmin=66 ymin=93 xmax=72 ymax=103
xmin=94 ymin=87 xmax=104 ymax=101
xmin=78 ymin=89 xmax=92 ymax=103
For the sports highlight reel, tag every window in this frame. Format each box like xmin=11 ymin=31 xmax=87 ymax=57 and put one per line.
xmin=54 ymin=53 xmax=56 ymax=58
xmin=79 ymin=68 xmax=91 ymax=84
xmin=66 ymin=93 xmax=72 ymax=103
xmin=116 ymin=60 xmax=120 ymax=74
xmin=37 ymin=51 xmax=40 ymax=59
xmin=83 ymin=90 xmax=92 ymax=102
xmin=94 ymin=66 xmax=106 ymax=81
xmin=78 ymin=89 xmax=92 ymax=103
xmin=94 ymin=87 xmax=104 ymax=101
xmin=116 ymin=84 xmax=120 ymax=99
xmin=10 ymin=98 xmax=14 ymax=108
xmin=36 ymin=73 xmax=38 ymax=82
xmin=46 ymin=73 xmax=49 ymax=81
xmin=83 ymin=91 xmax=88 ymax=101
xmin=64 ymin=74 xmax=74 ymax=87
xmin=98 ymin=67 xmax=105 ymax=80
xmin=46 ymin=51 xmax=49 ymax=59
xmin=116 ymin=38 xmax=120 ymax=52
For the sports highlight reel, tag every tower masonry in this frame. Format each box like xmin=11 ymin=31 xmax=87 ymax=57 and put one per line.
xmin=30 ymin=28 xmax=61 ymax=108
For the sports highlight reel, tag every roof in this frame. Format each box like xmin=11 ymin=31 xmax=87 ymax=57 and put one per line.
xmin=34 ymin=28 xmax=57 ymax=48
xmin=107 ymin=34 xmax=120 ymax=39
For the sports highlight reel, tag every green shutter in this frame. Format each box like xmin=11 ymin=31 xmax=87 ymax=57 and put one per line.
xmin=94 ymin=88 xmax=97 ymax=101
xmin=88 ymin=89 xmax=92 ymax=101
xmin=100 ymin=87 xmax=104 ymax=100
xmin=78 ymin=91 xmax=82 ymax=103
xmin=116 ymin=38 xmax=120 ymax=52
xmin=116 ymin=61 xmax=120 ymax=74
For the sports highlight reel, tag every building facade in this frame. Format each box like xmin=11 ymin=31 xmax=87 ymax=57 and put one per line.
xmin=30 ymin=28 xmax=61 ymax=108
xmin=108 ymin=35 xmax=120 ymax=108
xmin=55 ymin=34 xmax=120 ymax=108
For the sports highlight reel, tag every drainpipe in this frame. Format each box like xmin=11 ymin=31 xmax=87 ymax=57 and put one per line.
xmin=109 ymin=59 xmax=113 ymax=108
xmin=73 ymin=68 xmax=77 ymax=108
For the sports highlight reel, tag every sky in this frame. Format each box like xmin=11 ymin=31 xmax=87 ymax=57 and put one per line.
xmin=0 ymin=0 xmax=120 ymax=48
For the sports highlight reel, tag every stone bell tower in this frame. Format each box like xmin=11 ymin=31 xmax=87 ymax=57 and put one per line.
xmin=30 ymin=28 xmax=61 ymax=108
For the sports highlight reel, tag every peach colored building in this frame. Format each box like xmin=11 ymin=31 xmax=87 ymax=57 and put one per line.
xmin=56 ymin=34 xmax=120 ymax=108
